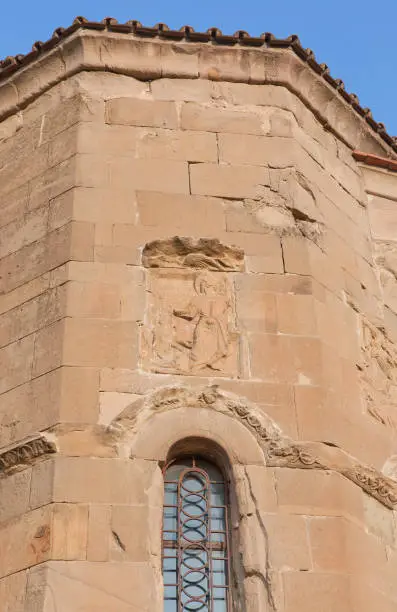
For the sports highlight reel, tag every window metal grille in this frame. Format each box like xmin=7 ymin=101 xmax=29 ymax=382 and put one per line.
xmin=162 ymin=457 xmax=231 ymax=612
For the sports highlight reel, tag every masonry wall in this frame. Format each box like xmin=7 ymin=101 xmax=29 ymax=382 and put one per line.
xmin=1 ymin=43 xmax=397 ymax=612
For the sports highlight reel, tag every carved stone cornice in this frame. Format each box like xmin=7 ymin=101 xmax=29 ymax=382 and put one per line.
xmin=0 ymin=28 xmax=394 ymax=158
xmin=111 ymin=384 xmax=397 ymax=510
xmin=0 ymin=435 xmax=56 ymax=476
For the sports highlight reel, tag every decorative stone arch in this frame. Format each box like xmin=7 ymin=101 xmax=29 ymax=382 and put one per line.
xmin=108 ymin=384 xmax=397 ymax=511
xmin=105 ymin=384 xmax=397 ymax=611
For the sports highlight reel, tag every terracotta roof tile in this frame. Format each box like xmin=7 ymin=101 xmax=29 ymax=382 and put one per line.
xmin=353 ymin=150 xmax=397 ymax=172
xmin=0 ymin=16 xmax=396 ymax=153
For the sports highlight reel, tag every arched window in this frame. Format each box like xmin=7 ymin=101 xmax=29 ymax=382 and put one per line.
xmin=162 ymin=456 xmax=231 ymax=611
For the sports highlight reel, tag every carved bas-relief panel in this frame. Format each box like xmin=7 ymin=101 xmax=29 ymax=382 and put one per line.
xmin=141 ymin=238 xmax=243 ymax=377
xmin=358 ymin=318 xmax=397 ymax=430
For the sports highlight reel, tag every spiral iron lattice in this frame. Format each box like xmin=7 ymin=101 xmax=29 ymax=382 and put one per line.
xmin=163 ymin=458 xmax=230 ymax=611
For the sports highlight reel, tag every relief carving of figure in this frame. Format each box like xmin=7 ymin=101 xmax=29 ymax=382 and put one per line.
xmin=173 ymin=272 xmax=232 ymax=372
xmin=144 ymin=270 xmax=239 ymax=376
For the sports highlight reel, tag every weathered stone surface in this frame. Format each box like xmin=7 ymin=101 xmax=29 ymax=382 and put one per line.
xmin=1 ymin=28 xmax=397 ymax=612
xmin=142 ymin=236 xmax=244 ymax=271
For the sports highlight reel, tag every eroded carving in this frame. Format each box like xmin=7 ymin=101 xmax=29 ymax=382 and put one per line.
xmin=266 ymin=440 xmax=325 ymax=470
xmin=0 ymin=435 xmax=56 ymax=475
xmin=142 ymin=270 xmax=240 ymax=376
xmin=233 ymin=167 xmax=323 ymax=243
xmin=358 ymin=319 xmax=397 ymax=430
xmin=142 ymin=237 xmax=244 ymax=271
xmin=110 ymin=384 xmax=397 ymax=509
xmin=342 ymin=465 xmax=397 ymax=508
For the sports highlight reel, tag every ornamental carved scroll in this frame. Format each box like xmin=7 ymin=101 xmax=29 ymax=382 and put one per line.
xmin=141 ymin=238 xmax=243 ymax=377
xmin=0 ymin=435 xmax=56 ymax=476
xmin=112 ymin=384 xmax=397 ymax=510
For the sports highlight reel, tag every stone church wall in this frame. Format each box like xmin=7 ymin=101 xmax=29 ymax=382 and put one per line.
xmin=0 ymin=30 xmax=397 ymax=611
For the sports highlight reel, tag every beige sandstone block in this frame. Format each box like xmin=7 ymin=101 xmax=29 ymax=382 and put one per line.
xmin=181 ymin=101 xmax=264 ymax=135
xmin=363 ymin=495 xmax=396 ymax=547
xmin=94 ymin=222 xmax=113 ymax=246
xmin=263 ymin=513 xmax=311 ymax=570
xmin=224 ymin=201 xmax=278 ymax=234
xmin=26 ymin=560 xmax=161 ymax=611
xmin=136 ymin=191 xmax=225 ymax=232
xmin=275 ymin=468 xmax=364 ymax=523
xmin=0 ymin=370 xmax=56 ymax=446
xmin=0 ymin=469 xmax=31 ymax=523
xmin=137 ymin=128 xmax=218 ymax=162
xmin=87 ymin=504 xmax=111 ymax=561
xmin=65 ymin=261 xmax=144 ymax=285
xmin=249 ymin=333 xmax=323 ymax=385
xmin=261 ymin=402 xmax=299 ymax=439
xmin=0 ymin=184 xmax=29 ymax=229
xmin=53 ymin=457 xmax=159 ymax=505
xmin=99 ymin=391 xmax=138 ymax=425
xmin=65 ymin=281 xmax=122 ymax=319
xmin=94 ymin=244 xmax=140 ymax=265
xmin=0 ymin=271 xmax=52 ymax=317
xmin=106 ymin=97 xmax=178 ymax=129
xmin=0 ymin=505 xmax=51 ymax=577
xmin=100 ymin=368 xmax=174 ymax=394
xmin=0 ymin=145 xmax=49 ymax=198
xmin=41 ymin=94 xmax=104 ymax=143
xmin=246 ymin=253 xmax=284 ymax=274
xmin=0 ymin=571 xmax=26 ymax=612
xmin=210 ymin=80 xmax=292 ymax=107
xmin=109 ymin=157 xmax=190 ymax=194
xmin=350 ymin=578 xmax=397 ymax=612
xmin=31 ymin=319 xmax=64 ymax=378
xmin=0 ymin=334 xmax=35 ymax=395
xmin=309 ymin=516 xmax=387 ymax=575
xmin=190 ymin=163 xmax=266 ymax=199
xmin=220 ymin=379 xmax=295 ymax=408
xmin=361 ymin=166 xmax=397 ymax=200
xmin=297 ymin=393 xmax=392 ymax=470
xmin=283 ymin=572 xmax=351 ymax=612
xmin=30 ymin=459 xmax=55 ymax=510
xmin=59 ymin=366 xmax=100 ymax=423
xmin=48 ymin=123 xmax=79 ymax=167
xmin=27 ymin=156 xmax=76 ymax=212
xmin=67 ymin=221 xmax=94 ymax=261
xmin=77 ymin=122 xmax=140 ymax=156
xmin=0 ymin=284 xmax=67 ymax=349
xmin=368 ymin=194 xmax=397 ymax=241
xmin=151 ymin=78 xmax=212 ymax=102
xmin=276 ymin=293 xmax=317 ymax=336
xmin=0 ymin=221 xmax=94 ymax=295
xmin=62 ymin=318 xmax=138 ymax=369
xmin=110 ymin=504 xmax=162 ymax=561
xmin=236 ymin=290 xmax=277 ymax=333
xmin=74 ymin=153 xmax=109 ymax=189
xmin=73 ymin=71 xmax=149 ymax=100
xmin=234 ymin=271 xmax=318 ymax=297
xmin=234 ymin=465 xmax=278 ymax=513
xmin=0 ymin=205 xmax=48 ymax=259
xmin=0 ymin=365 xmax=99 ymax=447
xmin=51 ymin=504 xmax=89 ymax=561
xmin=218 ymin=133 xmax=294 ymax=166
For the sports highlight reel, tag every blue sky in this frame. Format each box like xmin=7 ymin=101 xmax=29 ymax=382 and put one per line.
xmin=1 ymin=1 xmax=396 ymax=136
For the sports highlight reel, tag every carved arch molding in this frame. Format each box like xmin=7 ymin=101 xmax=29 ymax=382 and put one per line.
xmin=1 ymin=385 xmax=397 ymax=510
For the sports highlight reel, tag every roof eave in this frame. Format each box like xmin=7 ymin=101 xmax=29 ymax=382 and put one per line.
xmin=0 ymin=27 xmax=395 ymax=158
